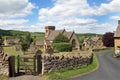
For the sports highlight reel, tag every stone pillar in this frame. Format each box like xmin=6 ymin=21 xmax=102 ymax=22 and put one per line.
xmin=9 ymin=55 xmax=15 ymax=77
xmin=37 ymin=54 xmax=42 ymax=74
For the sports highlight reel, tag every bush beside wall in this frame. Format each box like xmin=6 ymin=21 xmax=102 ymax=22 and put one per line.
xmin=53 ymin=43 xmax=72 ymax=52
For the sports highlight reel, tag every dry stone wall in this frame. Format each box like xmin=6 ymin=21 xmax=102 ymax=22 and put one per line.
xmin=0 ymin=47 xmax=9 ymax=76
xmin=42 ymin=53 xmax=93 ymax=74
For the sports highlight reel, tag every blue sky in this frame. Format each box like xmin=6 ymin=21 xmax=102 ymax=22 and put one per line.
xmin=0 ymin=0 xmax=120 ymax=34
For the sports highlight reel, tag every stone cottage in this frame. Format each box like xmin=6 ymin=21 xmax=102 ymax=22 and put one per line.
xmin=44 ymin=26 xmax=80 ymax=51
xmin=35 ymin=41 xmax=44 ymax=48
xmin=4 ymin=38 xmax=21 ymax=46
xmin=114 ymin=20 xmax=120 ymax=55
xmin=83 ymin=36 xmax=103 ymax=50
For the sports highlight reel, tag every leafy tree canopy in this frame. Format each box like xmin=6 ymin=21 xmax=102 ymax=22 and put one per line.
xmin=102 ymin=32 xmax=114 ymax=47
xmin=53 ymin=33 xmax=69 ymax=43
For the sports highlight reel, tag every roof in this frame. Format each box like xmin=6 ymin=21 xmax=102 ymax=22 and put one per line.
xmin=35 ymin=41 xmax=44 ymax=46
xmin=91 ymin=37 xmax=100 ymax=42
xmin=45 ymin=40 xmax=51 ymax=45
xmin=63 ymin=31 xmax=73 ymax=39
xmin=5 ymin=38 xmax=20 ymax=44
xmin=46 ymin=29 xmax=74 ymax=41
xmin=114 ymin=21 xmax=120 ymax=37
xmin=46 ymin=30 xmax=65 ymax=41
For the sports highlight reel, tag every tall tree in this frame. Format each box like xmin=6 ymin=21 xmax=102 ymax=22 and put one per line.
xmin=102 ymin=32 xmax=114 ymax=47
xmin=21 ymin=33 xmax=33 ymax=51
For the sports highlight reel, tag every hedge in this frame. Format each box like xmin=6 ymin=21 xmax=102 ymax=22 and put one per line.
xmin=53 ymin=33 xmax=69 ymax=43
xmin=53 ymin=43 xmax=72 ymax=52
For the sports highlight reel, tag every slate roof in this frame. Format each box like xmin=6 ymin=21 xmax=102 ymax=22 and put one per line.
xmin=114 ymin=20 xmax=120 ymax=37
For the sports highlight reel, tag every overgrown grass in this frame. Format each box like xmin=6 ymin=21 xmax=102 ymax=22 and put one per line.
xmin=44 ymin=48 xmax=113 ymax=80
xmin=0 ymin=74 xmax=8 ymax=80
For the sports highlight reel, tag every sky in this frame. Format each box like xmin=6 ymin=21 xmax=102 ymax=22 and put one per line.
xmin=0 ymin=0 xmax=120 ymax=34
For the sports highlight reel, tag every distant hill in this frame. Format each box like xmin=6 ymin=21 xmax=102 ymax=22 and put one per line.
xmin=0 ymin=29 xmax=29 ymax=36
xmin=0 ymin=29 xmax=44 ymax=40
xmin=0 ymin=29 xmax=102 ymax=43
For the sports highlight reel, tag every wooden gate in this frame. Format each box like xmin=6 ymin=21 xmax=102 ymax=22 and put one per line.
xmin=17 ymin=55 xmax=37 ymax=75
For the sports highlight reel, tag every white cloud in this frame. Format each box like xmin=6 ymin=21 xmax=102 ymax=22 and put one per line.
xmin=57 ymin=18 xmax=97 ymax=26
xmin=0 ymin=0 xmax=35 ymax=18
xmin=39 ymin=0 xmax=95 ymax=21
xmin=0 ymin=19 xmax=29 ymax=26
xmin=0 ymin=0 xmax=36 ymax=32
xmin=39 ymin=0 xmax=120 ymax=21
xmin=37 ymin=0 xmax=120 ymax=34
xmin=110 ymin=16 xmax=120 ymax=20
xmin=96 ymin=0 xmax=120 ymax=15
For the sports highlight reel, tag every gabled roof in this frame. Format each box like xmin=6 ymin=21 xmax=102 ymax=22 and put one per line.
xmin=91 ymin=37 xmax=100 ymax=42
xmin=114 ymin=20 xmax=120 ymax=37
xmin=46 ymin=30 xmax=65 ymax=41
xmin=46 ymin=29 xmax=74 ymax=41
xmin=63 ymin=31 xmax=73 ymax=39
xmin=5 ymin=38 xmax=20 ymax=44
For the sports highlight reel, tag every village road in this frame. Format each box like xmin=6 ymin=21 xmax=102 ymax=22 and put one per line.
xmin=67 ymin=51 xmax=120 ymax=80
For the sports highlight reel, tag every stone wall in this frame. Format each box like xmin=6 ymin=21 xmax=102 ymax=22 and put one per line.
xmin=114 ymin=38 xmax=120 ymax=55
xmin=0 ymin=47 xmax=9 ymax=76
xmin=42 ymin=53 xmax=93 ymax=74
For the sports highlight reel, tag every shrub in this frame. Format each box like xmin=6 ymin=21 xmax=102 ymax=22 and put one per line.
xmin=102 ymin=32 xmax=114 ymax=47
xmin=53 ymin=33 xmax=69 ymax=43
xmin=53 ymin=43 xmax=72 ymax=52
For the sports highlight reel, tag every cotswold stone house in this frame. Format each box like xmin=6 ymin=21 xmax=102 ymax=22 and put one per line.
xmin=114 ymin=20 xmax=120 ymax=55
xmin=4 ymin=38 xmax=21 ymax=46
xmin=83 ymin=36 xmax=103 ymax=50
xmin=44 ymin=26 xmax=80 ymax=51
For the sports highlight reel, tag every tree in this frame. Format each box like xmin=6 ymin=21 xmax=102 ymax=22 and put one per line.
xmin=53 ymin=43 xmax=72 ymax=52
xmin=53 ymin=33 xmax=72 ymax=52
xmin=53 ymin=33 xmax=69 ymax=43
xmin=21 ymin=33 xmax=33 ymax=51
xmin=102 ymin=32 xmax=114 ymax=47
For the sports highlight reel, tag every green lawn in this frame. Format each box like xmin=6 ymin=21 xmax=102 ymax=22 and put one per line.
xmin=3 ymin=46 xmax=35 ymax=72
xmin=3 ymin=46 xmax=21 ymax=56
xmin=44 ymin=48 xmax=113 ymax=80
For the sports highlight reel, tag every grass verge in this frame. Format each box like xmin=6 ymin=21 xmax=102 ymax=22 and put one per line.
xmin=44 ymin=48 xmax=113 ymax=80
xmin=0 ymin=74 xmax=8 ymax=80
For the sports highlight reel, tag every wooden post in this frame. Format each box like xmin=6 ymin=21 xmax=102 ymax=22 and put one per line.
xmin=17 ymin=55 xmax=20 ymax=74
xmin=34 ymin=56 xmax=36 ymax=76
xmin=9 ymin=55 xmax=15 ymax=77
xmin=37 ymin=54 xmax=42 ymax=74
